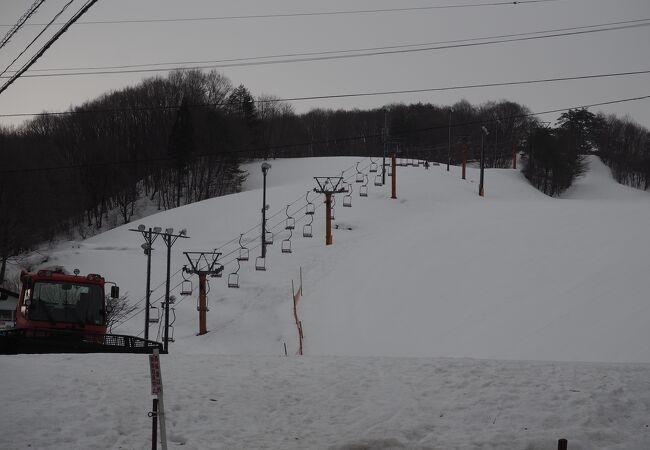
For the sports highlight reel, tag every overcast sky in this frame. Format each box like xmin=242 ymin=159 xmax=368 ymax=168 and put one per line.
xmin=0 ymin=0 xmax=648 ymax=129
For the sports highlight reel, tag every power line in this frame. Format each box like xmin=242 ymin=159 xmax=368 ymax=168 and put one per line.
xmin=4 ymin=19 xmax=648 ymax=80
xmin=1 ymin=92 xmax=648 ymax=176
xmin=0 ymin=1 xmax=566 ymax=27
xmin=2 ymin=68 xmax=649 ymax=118
xmin=7 ymin=17 xmax=646 ymax=76
xmin=0 ymin=0 xmax=46 ymax=50
xmin=0 ymin=0 xmax=75 ymax=80
xmin=0 ymin=0 xmax=99 ymax=97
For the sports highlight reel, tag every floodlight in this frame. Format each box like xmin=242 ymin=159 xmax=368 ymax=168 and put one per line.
xmin=138 ymin=224 xmax=145 ymax=231
xmin=153 ymin=227 xmax=162 ymax=233
xmin=482 ymin=126 xmax=490 ymax=135
xmin=166 ymin=228 xmax=174 ymax=234
xmin=261 ymin=162 xmax=271 ymax=172
xmin=180 ymin=229 xmax=187 ymax=236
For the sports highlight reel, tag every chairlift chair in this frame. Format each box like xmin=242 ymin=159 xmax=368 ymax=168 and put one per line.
xmin=355 ymin=162 xmax=364 ymax=183
xmin=374 ymin=174 xmax=383 ymax=186
xmin=369 ymin=158 xmax=378 ymax=173
xmin=388 ymin=166 xmax=393 ymax=176
xmin=343 ymin=183 xmax=352 ymax=207
xmin=180 ymin=279 xmax=193 ymax=296
xmin=303 ymin=213 xmax=314 ymax=238
xmin=211 ymin=262 xmax=224 ymax=278
xmin=168 ymin=324 xmax=175 ymax=343
xmin=228 ymin=260 xmax=240 ymax=288
xmin=264 ymin=230 xmax=273 ymax=245
xmin=360 ymin=175 xmax=369 ymax=197
xmin=285 ymin=205 xmax=295 ymax=230
xmin=148 ymin=305 xmax=160 ymax=324
xmin=255 ymin=256 xmax=266 ymax=271
xmin=305 ymin=191 xmax=315 ymax=215
xmin=282 ymin=228 xmax=293 ymax=253
xmin=237 ymin=234 xmax=249 ymax=261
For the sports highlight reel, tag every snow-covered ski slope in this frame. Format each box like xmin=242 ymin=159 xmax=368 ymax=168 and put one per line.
xmin=2 ymin=155 xmax=650 ymax=450
xmin=39 ymin=154 xmax=650 ymax=363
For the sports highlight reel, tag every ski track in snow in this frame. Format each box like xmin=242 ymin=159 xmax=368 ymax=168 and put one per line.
xmin=2 ymin=155 xmax=650 ymax=449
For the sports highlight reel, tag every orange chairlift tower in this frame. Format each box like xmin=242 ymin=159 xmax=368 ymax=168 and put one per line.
xmin=313 ymin=177 xmax=347 ymax=246
xmin=182 ymin=251 xmax=223 ymax=335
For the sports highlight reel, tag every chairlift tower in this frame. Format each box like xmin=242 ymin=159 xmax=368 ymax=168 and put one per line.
xmin=314 ymin=177 xmax=346 ymax=245
xmin=182 ymin=251 xmax=223 ymax=335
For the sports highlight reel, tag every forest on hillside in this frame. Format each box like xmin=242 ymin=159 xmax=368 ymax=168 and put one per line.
xmin=0 ymin=69 xmax=648 ymax=283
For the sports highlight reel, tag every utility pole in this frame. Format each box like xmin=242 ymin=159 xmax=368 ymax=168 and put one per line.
xmin=314 ymin=177 xmax=346 ymax=246
xmin=493 ymin=120 xmax=500 ymax=168
xmin=480 ymin=126 xmax=489 ymax=197
xmin=391 ymin=154 xmax=397 ymax=199
xmin=130 ymin=225 xmax=162 ymax=341
xmin=160 ymin=228 xmax=188 ymax=353
xmin=461 ymin=137 xmax=469 ymax=180
xmin=183 ymin=251 xmax=223 ymax=335
xmin=447 ymin=107 xmax=453 ymax=171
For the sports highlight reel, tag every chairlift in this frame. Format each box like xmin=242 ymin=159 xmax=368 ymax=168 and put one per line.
xmin=228 ymin=260 xmax=240 ymax=288
xmin=285 ymin=205 xmax=295 ymax=230
xmin=210 ymin=261 xmax=223 ymax=278
xmin=388 ymin=166 xmax=393 ymax=176
xmin=355 ymin=162 xmax=364 ymax=183
xmin=180 ymin=270 xmax=193 ymax=296
xmin=303 ymin=212 xmax=314 ymax=238
xmin=264 ymin=230 xmax=273 ymax=245
xmin=148 ymin=305 xmax=160 ymax=324
xmin=282 ymin=228 xmax=292 ymax=254
xmin=305 ymin=191 xmax=315 ymax=215
xmin=330 ymin=196 xmax=336 ymax=220
xmin=360 ymin=175 xmax=368 ymax=197
xmin=343 ymin=183 xmax=352 ymax=207
xmin=237 ymin=234 xmax=249 ymax=261
xmin=369 ymin=158 xmax=378 ymax=173
xmin=255 ymin=256 xmax=266 ymax=271
xmin=168 ymin=324 xmax=175 ymax=343
xmin=374 ymin=174 xmax=383 ymax=186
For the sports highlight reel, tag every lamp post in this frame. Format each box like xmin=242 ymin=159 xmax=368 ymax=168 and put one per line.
xmin=382 ymin=108 xmax=388 ymax=186
xmin=261 ymin=162 xmax=271 ymax=259
xmin=480 ymin=126 xmax=489 ymax=197
xmin=494 ymin=119 xmax=500 ymax=168
xmin=447 ymin=107 xmax=453 ymax=171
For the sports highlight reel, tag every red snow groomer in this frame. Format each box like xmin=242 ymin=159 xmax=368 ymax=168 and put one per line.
xmin=0 ymin=267 xmax=163 ymax=354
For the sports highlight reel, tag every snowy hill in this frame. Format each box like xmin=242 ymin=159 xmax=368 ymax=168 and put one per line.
xmin=2 ymin=155 xmax=650 ymax=449
xmin=29 ymin=154 xmax=650 ymax=363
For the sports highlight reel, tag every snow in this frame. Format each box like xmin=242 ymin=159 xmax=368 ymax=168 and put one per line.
xmin=1 ymin=354 xmax=649 ymax=450
xmin=2 ymin=155 xmax=650 ymax=449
